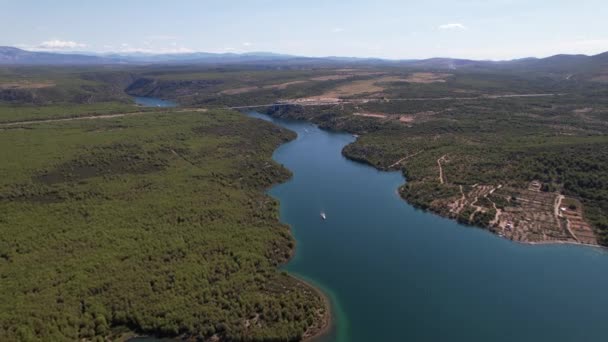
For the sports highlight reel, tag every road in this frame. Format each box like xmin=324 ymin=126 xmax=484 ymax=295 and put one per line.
xmin=0 ymin=108 xmax=207 ymax=127
xmin=1 ymin=93 xmax=562 ymax=126
xmin=229 ymin=93 xmax=564 ymax=110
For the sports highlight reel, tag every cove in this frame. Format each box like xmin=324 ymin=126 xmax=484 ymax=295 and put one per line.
xmin=248 ymin=111 xmax=608 ymax=342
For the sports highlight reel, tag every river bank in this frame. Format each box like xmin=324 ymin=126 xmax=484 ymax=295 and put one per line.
xmin=249 ymin=108 xmax=608 ymax=342
xmin=247 ymin=112 xmax=334 ymax=342
xmin=260 ymin=105 xmax=604 ymax=249
xmin=119 ymin=107 xmax=330 ymax=342
xmin=294 ymin=275 xmax=332 ymax=341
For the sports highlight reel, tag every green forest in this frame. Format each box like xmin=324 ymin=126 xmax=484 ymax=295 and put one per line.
xmin=264 ymin=89 xmax=608 ymax=244
xmin=1 ymin=62 xmax=608 ymax=342
xmin=0 ymin=109 xmax=326 ymax=341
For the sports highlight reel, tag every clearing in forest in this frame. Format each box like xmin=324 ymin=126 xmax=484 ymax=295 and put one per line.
xmin=0 ymin=81 xmax=55 ymax=89
xmin=353 ymin=112 xmax=388 ymax=119
xmin=402 ymin=72 xmax=452 ymax=83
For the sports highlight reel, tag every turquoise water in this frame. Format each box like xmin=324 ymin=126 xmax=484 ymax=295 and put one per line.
xmin=133 ymin=96 xmax=177 ymax=107
xmin=248 ymin=111 xmax=608 ymax=342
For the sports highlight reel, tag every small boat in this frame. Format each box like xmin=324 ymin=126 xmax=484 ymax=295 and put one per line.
xmin=320 ymin=212 xmax=327 ymax=220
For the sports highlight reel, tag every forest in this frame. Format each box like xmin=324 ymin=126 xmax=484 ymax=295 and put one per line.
xmin=0 ymin=108 xmax=326 ymax=341
xmin=1 ymin=61 xmax=607 ymax=342
xmin=258 ymin=73 xmax=608 ymax=245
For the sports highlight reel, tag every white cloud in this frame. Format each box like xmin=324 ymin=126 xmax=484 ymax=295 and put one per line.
xmin=332 ymin=27 xmax=345 ymax=33
xmin=242 ymin=42 xmax=253 ymax=47
xmin=38 ymin=39 xmax=87 ymax=49
xmin=438 ymin=23 xmax=467 ymax=30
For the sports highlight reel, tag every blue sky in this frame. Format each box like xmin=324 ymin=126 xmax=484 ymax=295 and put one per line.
xmin=1 ymin=0 xmax=607 ymax=60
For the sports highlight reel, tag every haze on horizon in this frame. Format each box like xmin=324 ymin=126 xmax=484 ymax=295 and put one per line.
xmin=1 ymin=0 xmax=607 ymax=61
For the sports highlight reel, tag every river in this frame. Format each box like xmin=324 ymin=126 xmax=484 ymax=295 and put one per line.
xmin=248 ymin=111 xmax=608 ymax=342
xmin=133 ymin=96 xmax=177 ymax=107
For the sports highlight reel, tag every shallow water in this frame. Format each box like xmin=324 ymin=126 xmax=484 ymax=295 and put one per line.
xmin=133 ymin=96 xmax=177 ymax=107
xmin=248 ymin=111 xmax=608 ymax=342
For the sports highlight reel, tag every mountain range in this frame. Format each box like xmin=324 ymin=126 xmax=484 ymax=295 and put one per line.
xmin=1 ymin=46 xmax=607 ymax=73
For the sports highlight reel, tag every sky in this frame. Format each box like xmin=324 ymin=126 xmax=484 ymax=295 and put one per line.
xmin=1 ymin=0 xmax=607 ymax=60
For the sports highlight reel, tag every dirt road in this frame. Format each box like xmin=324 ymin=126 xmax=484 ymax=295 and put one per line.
xmin=388 ymin=150 xmax=424 ymax=169
xmin=230 ymin=93 xmax=563 ymax=110
xmin=437 ymin=154 xmax=448 ymax=184
xmin=555 ymin=195 xmax=580 ymax=242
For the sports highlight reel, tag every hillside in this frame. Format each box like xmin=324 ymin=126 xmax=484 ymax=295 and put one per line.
xmin=0 ymin=108 xmax=327 ymax=341
xmin=1 ymin=46 xmax=607 ymax=78
xmin=122 ymin=64 xmax=608 ymax=247
xmin=0 ymin=47 xmax=113 ymax=65
xmin=1 ymin=52 xmax=608 ymax=340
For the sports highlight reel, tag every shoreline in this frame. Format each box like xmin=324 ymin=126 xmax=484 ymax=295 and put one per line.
xmin=249 ymin=109 xmax=605 ymax=342
xmin=396 ymin=189 xmax=605 ymax=251
xmin=257 ymin=113 xmax=334 ymax=342
xmin=519 ymin=239 xmax=605 ymax=249
xmin=398 ymin=189 xmax=605 ymax=250
xmin=259 ymin=108 xmax=606 ymax=253
xmin=290 ymin=274 xmax=333 ymax=342
xmin=122 ymin=113 xmax=332 ymax=342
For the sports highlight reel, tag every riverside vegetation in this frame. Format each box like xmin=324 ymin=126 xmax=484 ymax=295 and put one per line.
xmin=1 ymin=57 xmax=607 ymax=340
xmin=0 ymin=106 xmax=326 ymax=340
xmin=266 ymin=93 xmax=608 ymax=245
xmin=112 ymin=60 xmax=607 ymax=246
xmin=117 ymin=61 xmax=608 ymax=246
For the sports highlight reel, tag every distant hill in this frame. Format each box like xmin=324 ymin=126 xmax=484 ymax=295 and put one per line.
xmin=0 ymin=47 xmax=115 ymax=65
xmin=102 ymin=51 xmax=296 ymax=64
xmin=0 ymin=46 xmax=606 ymax=78
xmin=501 ymin=54 xmax=599 ymax=71
xmin=0 ymin=47 xmax=299 ymax=65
